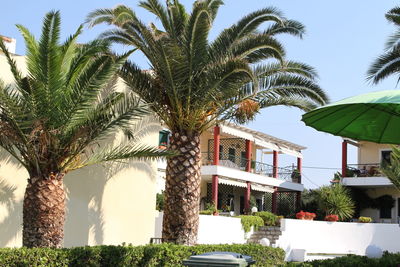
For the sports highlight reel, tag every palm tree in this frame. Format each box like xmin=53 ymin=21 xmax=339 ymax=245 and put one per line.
xmin=368 ymin=6 xmax=400 ymax=83
xmin=0 ymin=11 xmax=170 ymax=248
xmin=87 ymin=0 xmax=328 ymax=245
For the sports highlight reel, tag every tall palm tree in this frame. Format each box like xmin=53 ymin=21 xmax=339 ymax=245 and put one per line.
xmin=368 ymin=6 xmax=400 ymax=83
xmin=0 ymin=11 xmax=169 ymax=248
xmin=87 ymin=0 xmax=328 ymax=245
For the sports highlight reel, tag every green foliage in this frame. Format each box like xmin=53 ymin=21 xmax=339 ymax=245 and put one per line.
xmin=254 ymin=211 xmax=279 ymax=226
xmin=290 ymin=252 xmax=400 ymax=267
xmin=0 ymin=11 xmax=171 ymax=178
xmin=156 ymin=191 xmax=164 ymax=211
xmin=236 ymin=215 xmax=264 ymax=232
xmin=0 ymin=244 xmax=285 ymax=267
xmin=301 ymin=185 xmax=355 ymax=221
xmin=368 ymin=6 xmax=400 ymax=84
xmin=317 ymin=184 xmax=355 ymax=221
xmin=380 ymin=145 xmax=400 ymax=192
xmin=199 ymin=202 xmax=219 ymax=215
xmin=87 ymin=0 xmax=328 ymax=133
xmin=350 ymin=188 xmax=395 ymax=217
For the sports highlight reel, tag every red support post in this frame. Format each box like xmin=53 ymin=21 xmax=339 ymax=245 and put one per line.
xmin=272 ymin=150 xmax=278 ymax=213
xmin=212 ymin=126 xmax=220 ymax=212
xmin=342 ymin=140 xmax=347 ymax=177
xmin=244 ymin=181 xmax=251 ymax=213
xmin=296 ymin=157 xmax=302 ymax=210
xmin=273 ymin=151 xmax=278 ymax=178
xmin=244 ymin=140 xmax=252 ymax=213
xmin=245 ymin=140 xmax=252 ymax=172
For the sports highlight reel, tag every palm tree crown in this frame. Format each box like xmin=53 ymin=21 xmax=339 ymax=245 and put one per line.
xmin=368 ymin=6 xmax=400 ymax=83
xmin=87 ymin=0 xmax=328 ymax=132
xmin=0 ymin=11 xmax=169 ymax=179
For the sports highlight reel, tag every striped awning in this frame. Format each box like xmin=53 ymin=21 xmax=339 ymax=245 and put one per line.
xmin=218 ymin=178 xmax=274 ymax=193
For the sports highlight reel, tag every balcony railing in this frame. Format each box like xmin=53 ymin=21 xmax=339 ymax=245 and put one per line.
xmin=201 ymin=152 xmax=299 ymax=183
xmin=345 ymin=163 xmax=382 ymax=177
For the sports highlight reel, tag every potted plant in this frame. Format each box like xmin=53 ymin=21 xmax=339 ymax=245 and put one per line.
xmin=304 ymin=212 xmax=316 ymax=220
xmin=296 ymin=210 xmax=306 ymax=220
xmin=325 ymin=214 xmax=339 ymax=222
xmin=358 ymin=216 xmax=372 ymax=223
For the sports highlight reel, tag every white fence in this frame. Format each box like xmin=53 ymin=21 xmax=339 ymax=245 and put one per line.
xmin=277 ymin=219 xmax=400 ymax=261
xmin=154 ymin=212 xmax=252 ymax=244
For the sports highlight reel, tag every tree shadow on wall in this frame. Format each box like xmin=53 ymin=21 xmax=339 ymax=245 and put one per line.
xmin=64 ymin=116 xmax=160 ymax=247
xmin=0 ymin=158 xmax=24 ymax=247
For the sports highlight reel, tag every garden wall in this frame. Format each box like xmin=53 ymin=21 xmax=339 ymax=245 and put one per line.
xmin=154 ymin=213 xmax=252 ymax=244
xmin=277 ymin=218 xmax=400 ymax=261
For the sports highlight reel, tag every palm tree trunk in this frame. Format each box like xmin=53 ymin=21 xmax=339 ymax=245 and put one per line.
xmin=23 ymin=173 xmax=66 ymax=248
xmin=162 ymin=131 xmax=201 ymax=245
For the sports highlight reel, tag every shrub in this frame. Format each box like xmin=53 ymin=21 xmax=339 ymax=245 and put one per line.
xmin=358 ymin=216 xmax=372 ymax=223
xmin=254 ymin=211 xmax=278 ymax=226
xmin=0 ymin=244 xmax=285 ymax=267
xmin=317 ymin=184 xmax=355 ymax=221
xmin=156 ymin=191 xmax=164 ymax=211
xmin=290 ymin=251 xmax=400 ymax=266
xmin=236 ymin=215 xmax=264 ymax=232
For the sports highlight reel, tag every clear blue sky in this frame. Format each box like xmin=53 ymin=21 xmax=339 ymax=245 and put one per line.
xmin=2 ymin=0 xmax=399 ymax=188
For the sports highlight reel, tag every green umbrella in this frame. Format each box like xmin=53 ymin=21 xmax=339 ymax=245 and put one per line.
xmin=302 ymin=90 xmax=400 ymax=144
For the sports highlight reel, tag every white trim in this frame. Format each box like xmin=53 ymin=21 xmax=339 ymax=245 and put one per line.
xmin=341 ymin=177 xmax=394 ymax=187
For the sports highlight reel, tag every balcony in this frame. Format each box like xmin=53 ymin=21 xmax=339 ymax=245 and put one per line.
xmin=345 ymin=163 xmax=382 ymax=177
xmin=341 ymin=163 xmax=393 ymax=187
xmin=201 ymin=152 xmax=300 ymax=184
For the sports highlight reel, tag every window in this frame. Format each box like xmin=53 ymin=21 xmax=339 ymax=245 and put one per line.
xmin=380 ymin=205 xmax=392 ymax=219
xmin=219 ymin=145 xmax=224 ymax=159
xmin=159 ymin=130 xmax=169 ymax=148
xmin=381 ymin=150 xmax=392 ymax=165
xmin=228 ymin=148 xmax=236 ymax=163
xmin=240 ymin=151 xmax=247 ymax=168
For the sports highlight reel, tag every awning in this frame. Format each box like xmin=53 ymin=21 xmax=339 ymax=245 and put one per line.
xmin=220 ymin=124 xmax=254 ymax=141
xmin=219 ymin=178 xmax=247 ymax=188
xmin=218 ymin=178 xmax=274 ymax=193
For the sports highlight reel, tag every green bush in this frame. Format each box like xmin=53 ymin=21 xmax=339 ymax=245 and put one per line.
xmin=0 ymin=244 xmax=285 ymax=267
xmin=236 ymin=215 xmax=264 ymax=232
xmin=254 ymin=211 xmax=279 ymax=226
xmin=288 ymin=252 xmax=400 ymax=267
xmin=156 ymin=191 xmax=164 ymax=211
xmin=317 ymin=184 xmax=355 ymax=221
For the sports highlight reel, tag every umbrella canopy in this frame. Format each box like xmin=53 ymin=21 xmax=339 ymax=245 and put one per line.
xmin=302 ymin=90 xmax=400 ymax=144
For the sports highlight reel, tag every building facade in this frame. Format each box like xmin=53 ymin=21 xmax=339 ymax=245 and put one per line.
xmin=340 ymin=140 xmax=399 ymax=223
xmin=158 ymin=123 xmax=305 ymax=217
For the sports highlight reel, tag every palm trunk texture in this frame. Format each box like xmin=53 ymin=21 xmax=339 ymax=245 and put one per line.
xmin=23 ymin=173 xmax=66 ymax=248
xmin=162 ymin=131 xmax=201 ymax=245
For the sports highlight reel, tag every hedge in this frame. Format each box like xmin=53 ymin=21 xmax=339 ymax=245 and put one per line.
xmin=0 ymin=243 xmax=285 ymax=267
xmin=285 ymin=252 xmax=400 ymax=267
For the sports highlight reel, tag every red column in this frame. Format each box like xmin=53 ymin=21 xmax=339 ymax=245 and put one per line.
xmin=244 ymin=140 xmax=252 ymax=213
xmin=272 ymin=150 xmax=278 ymax=214
xmin=273 ymin=151 xmax=278 ymax=178
xmin=296 ymin=157 xmax=302 ymax=210
xmin=342 ymin=140 xmax=347 ymax=177
xmin=244 ymin=181 xmax=251 ymax=213
xmin=212 ymin=125 xmax=220 ymax=212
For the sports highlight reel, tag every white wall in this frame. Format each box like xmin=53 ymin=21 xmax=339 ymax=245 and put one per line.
xmin=154 ymin=213 xmax=252 ymax=244
xmin=277 ymin=219 xmax=400 ymax=261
